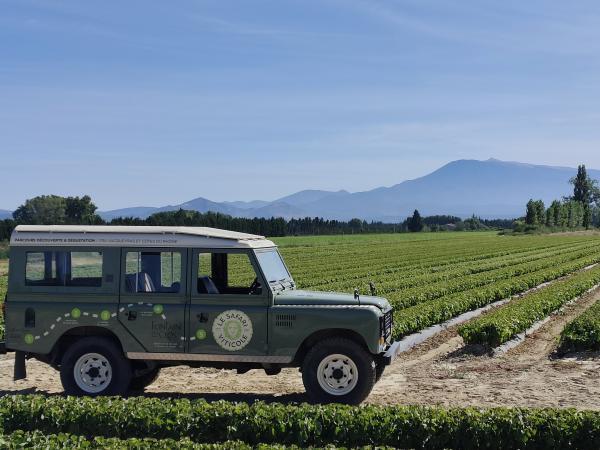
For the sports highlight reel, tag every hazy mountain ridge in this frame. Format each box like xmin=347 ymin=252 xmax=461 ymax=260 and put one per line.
xmin=3 ymin=159 xmax=597 ymax=221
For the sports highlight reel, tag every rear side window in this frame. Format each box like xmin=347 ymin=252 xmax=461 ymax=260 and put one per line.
xmin=125 ymin=251 xmax=181 ymax=293
xmin=25 ymin=251 xmax=103 ymax=287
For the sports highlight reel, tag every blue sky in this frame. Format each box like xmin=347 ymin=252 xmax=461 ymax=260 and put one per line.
xmin=1 ymin=0 xmax=600 ymax=210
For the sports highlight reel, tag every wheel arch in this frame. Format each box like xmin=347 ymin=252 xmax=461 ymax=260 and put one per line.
xmin=48 ymin=326 xmax=125 ymax=367
xmin=293 ymin=328 xmax=369 ymax=365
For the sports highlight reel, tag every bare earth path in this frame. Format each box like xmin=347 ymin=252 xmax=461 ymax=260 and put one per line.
xmin=2 ymin=287 xmax=600 ymax=409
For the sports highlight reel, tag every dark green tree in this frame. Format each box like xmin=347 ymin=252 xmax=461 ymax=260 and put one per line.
xmin=569 ymin=165 xmax=600 ymax=228
xmin=0 ymin=219 xmax=16 ymax=241
xmin=407 ymin=209 xmax=424 ymax=232
xmin=534 ymin=200 xmax=545 ymax=225
xmin=12 ymin=194 xmax=102 ymax=225
xmin=525 ymin=199 xmax=537 ymax=225
xmin=572 ymin=165 xmax=591 ymax=203
xmin=583 ymin=204 xmax=592 ymax=229
xmin=12 ymin=195 xmax=67 ymax=224
xmin=525 ymin=199 xmax=545 ymax=226
xmin=65 ymin=195 xmax=102 ymax=224
xmin=546 ymin=200 xmax=561 ymax=227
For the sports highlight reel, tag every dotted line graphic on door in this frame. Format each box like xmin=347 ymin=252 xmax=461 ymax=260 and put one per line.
xmin=23 ymin=302 xmax=167 ymax=345
xmin=180 ymin=328 xmax=207 ymax=343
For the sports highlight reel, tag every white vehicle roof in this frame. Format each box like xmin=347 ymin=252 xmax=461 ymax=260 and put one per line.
xmin=10 ymin=225 xmax=276 ymax=249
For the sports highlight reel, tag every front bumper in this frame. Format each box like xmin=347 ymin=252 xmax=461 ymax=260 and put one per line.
xmin=382 ymin=340 xmax=402 ymax=365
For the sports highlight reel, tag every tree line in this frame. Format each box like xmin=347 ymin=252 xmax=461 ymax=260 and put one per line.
xmin=402 ymin=210 xmax=511 ymax=232
xmin=110 ymin=210 xmax=401 ymax=236
xmin=0 ymin=195 xmax=511 ymax=241
xmin=518 ymin=165 xmax=600 ymax=232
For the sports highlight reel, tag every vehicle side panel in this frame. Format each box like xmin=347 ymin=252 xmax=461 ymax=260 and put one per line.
xmin=268 ymin=305 xmax=382 ymax=357
xmin=5 ymin=247 xmax=144 ymax=354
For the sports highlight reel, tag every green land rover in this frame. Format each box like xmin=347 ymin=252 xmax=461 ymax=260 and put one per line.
xmin=1 ymin=225 xmax=396 ymax=404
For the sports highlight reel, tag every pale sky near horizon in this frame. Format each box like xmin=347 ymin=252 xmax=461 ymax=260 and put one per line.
xmin=1 ymin=0 xmax=600 ymax=210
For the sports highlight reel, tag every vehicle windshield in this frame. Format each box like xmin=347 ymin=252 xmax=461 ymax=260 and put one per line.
xmin=255 ymin=249 xmax=293 ymax=287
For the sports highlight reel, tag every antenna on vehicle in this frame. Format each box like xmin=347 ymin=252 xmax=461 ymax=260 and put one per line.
xmin=369 ymin=282 xmax=377 ymax=296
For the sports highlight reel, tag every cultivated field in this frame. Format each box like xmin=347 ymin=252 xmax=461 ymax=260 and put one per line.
xmin=3 ymin=231 xmax=600 ymax=447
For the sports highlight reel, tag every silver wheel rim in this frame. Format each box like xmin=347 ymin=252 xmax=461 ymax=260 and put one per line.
xmin=317 ymin=353 xmax=358 ymax=396
xmin=73 ymin=352 xmax=112 ymax=394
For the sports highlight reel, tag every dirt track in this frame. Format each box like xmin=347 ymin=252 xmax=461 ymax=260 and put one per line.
xmin=2 ymin=288 xmax=600 ymax=409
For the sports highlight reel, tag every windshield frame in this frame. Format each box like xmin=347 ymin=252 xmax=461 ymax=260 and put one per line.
xmin=253 ymin=247 xmax=294 ymax=291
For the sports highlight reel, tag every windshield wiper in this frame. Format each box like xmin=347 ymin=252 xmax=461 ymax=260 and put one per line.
xmin=269 ymin=280 xmax=285 ymax=291
xmin=279 ymin=278 xmax=296 ymax=289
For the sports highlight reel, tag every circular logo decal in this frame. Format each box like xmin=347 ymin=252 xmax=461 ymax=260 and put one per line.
xmin=24 ymin=334 xmax=34 ymax=345
xmin=100 ymin=310 xmax=111 ymax=321
xmin=212 ymin=310 xmax=253 ymax=351
xmin=71 ymin=308 xmax=81 ymax=319
xmin=195 ymin=329 xmax=207 ymax=340
xmin=153 ymin=304 xmax=164 ymax=315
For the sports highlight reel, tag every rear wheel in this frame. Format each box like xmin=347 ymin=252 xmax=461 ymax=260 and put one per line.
xmin=302 ymin=337 xmax=376 ymax=405
xmin=60 ymin=337 xmax=131 ymax=396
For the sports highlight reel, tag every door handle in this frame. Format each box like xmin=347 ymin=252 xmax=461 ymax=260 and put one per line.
xmin=127 ymin=310 xmax=137 ymax=321
xmin=197 ymin=313 xmax=209 ymax=323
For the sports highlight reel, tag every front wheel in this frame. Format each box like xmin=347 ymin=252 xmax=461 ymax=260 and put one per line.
xmin=302 ymin=337 xmax=376 ymax=404
xmin=375 ymin=358 xmax=386 ymax=383
xmin=60 ymin=337 xmax=131 ymax=396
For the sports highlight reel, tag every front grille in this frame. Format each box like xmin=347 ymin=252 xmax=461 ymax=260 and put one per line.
xmin=380 ymin=310 xmax=393 ymax=342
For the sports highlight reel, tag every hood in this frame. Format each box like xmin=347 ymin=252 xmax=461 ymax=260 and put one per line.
xmin=273 ymin=289 xmax=391 ymax=311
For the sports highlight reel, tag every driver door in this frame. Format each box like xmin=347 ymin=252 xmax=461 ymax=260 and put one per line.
xmin=187 ymin=249 xmax=269 ymax=355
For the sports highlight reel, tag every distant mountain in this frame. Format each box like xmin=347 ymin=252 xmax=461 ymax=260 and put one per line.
xmin=98 ymin=159 xmax=599 ymax=221
xmin=300 ymin=159 xmax=600 ymax=220
xmin=221 ymin=200 xmax=271 ymax=210
xmin=0 ymin=210 xmax=12 ymax=220
xmin=275 ymin=189 xmax=350 ymax=207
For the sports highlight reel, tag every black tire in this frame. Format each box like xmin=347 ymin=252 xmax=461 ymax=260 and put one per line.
xmin=60 ymin=337 xmax=131 ymax=396
xmin=301 ymin=337 xmax=376 ymax=405
xmin=129 ymin=367 xmax=160 ymax=391
xmin=375 ymin=359 xmax=386 ymax=383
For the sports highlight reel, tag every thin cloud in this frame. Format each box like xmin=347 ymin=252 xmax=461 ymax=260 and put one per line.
xmin=340 ymin=0 xmax=600 ymax=55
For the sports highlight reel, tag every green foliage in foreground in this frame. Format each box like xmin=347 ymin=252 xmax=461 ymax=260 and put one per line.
xmin=559 ymin=298 xmax=600 ymax=352
xmin=0 ymin=431 xmax=301 ymax=450
xmin=459 ymin=264 xmax=600 ymax=347
xmin=0 ymin=432 xmax=254 ymax=450
xmin=3 ymin=396 xmax=600 ymax=449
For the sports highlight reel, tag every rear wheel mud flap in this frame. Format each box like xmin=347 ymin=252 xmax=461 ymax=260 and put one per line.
xmin=14 ymin=351 xmax=26 ymax=381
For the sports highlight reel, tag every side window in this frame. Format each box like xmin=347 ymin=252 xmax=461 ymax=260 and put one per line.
xmin=69 ymin=252 xmax=103 ymax=286
xmin=25 ymin=251 xmax=103 ymax=287
xmin=228 ymin=254 xmax=257 ymax=288
xmin=125 ymin=251 xmax=181 ymax=294
xmin=197 ymin=252 xmax=260 ymax=295
xmin=26 ymin=252 xmax=55 ymax=284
